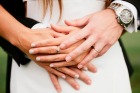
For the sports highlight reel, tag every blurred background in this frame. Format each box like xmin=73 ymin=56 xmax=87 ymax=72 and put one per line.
xmin=0 ymin=32 xmax=140 ymax=93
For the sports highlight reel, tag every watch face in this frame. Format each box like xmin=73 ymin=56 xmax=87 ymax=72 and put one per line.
xmin=120 ymin=9 xmax=133 ymax=24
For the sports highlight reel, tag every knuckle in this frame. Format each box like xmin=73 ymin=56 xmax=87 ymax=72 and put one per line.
xmin=98 ymin=53 xmax=103 ymax=56
xmin=75 ymin=36 xmax=82 ymax=41
xmin=48 ymin=47 xmax=56 ymax=53
xmin=81 ymin=46 xmax=88 ymax=52
xmin=54 ymin=56 xmax=61 ymax=61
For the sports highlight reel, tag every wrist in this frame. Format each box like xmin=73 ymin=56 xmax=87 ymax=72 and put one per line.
xmin=108 ymin=2 xmax=134 ymax=29
xmin=12 ymin=27 xmax=31 ymax=51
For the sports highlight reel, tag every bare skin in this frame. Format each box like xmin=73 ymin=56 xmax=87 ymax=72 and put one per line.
xmin=0 ymin=5 xmax=97 ymax=92
xmin=58 ymin=9 xmax=124 ymax=69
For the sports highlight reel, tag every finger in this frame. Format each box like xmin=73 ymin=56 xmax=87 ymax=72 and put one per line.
xmin=65 ymin=75 xmax=80 ymax=90
xmin=45 ymin=66 xmax=66 ymax=79
xmin=97 ymin=43 xmax=111 ymax=57
xmin=94 ymin=39 xmax=111 ymax=57
xmin=51 ymin=24 xmax=72 ymax=34
xmin=52 ymin=31 xmax=65 ymax=38
xmin=36 ymin=54 xmax=66 ymax=62
xmin=65 ymin=36 xmax=95 ymax=62
xmin=59 ymin=28 xmax=88 ymax=50
xmin=86 ymin=63 xmax=97 ymax=73
xmin=29 ymin=46 xmax=60 ymax=54
xmin=78 ymin=49 xmax=98 ymax=69
xmin=57 ymin=67 xmax=79 ymax=79
xmin=31 ymin=37 xmax=63 ymax=48
xmin=70 ymin=67 xmax=92 ymax=85
xmin=48 ymin=73 xmax=62 ymax=93
xmin=49 ymin=61 xmax=77 ymax=68
xmin=82 ymin=66 xmax=88 ymax=71
xmin=65 ymin=14 xmax=91 ymax=27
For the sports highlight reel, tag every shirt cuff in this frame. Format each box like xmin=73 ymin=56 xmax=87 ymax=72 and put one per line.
xmin=113 ymin=0 xmax=138 ymax=33
xmin=31 ymin=23 xmax=50 ymax=29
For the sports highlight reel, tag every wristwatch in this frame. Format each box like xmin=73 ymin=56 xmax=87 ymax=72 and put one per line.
xmin=108 ymin=3 xmax=134 ymax=28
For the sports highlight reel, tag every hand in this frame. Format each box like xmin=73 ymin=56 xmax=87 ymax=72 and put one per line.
xmin=49 ymin=66 xmax=94 ymax=92
xmin=29 ymin=25 xmax=96 ymax=71
xmin=13 ymin=28 xmax=79 ymax=90
xmin=58 ymin=9 xmax=124 ymax=69
xmin=15 ymin=28 xmax=95 ymax=92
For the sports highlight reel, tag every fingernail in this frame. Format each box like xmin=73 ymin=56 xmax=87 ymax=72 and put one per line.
xmin=87 ymin=80 xmax=92 ymax=85
xmin=74 ymin=74 xmax=79 ymax=79
xmin=57 ymin=88 xmax=61 ymax=93
xmin=60 ymin=44 xmax=66 ymax=49
xmin=78 ymin=64 xmax=83 ymax=69
xmin=83 ymin=67 xmax=88 ymax=71
xmin=29 ymin=49 xmax=34 ymax=54
xmin=91 ymin=68 xmax=97 ymax=73
xmin=93 ymin=68 xmax=97 ymax=73
xmin=36 ymin=57 xmax=40 ymax=61
xmin=75 ymin=85 xmax=80 ymax=90
xmin=66 ymin=56 xmax=72 ymax=62
xmin=61 ymin=75 xmax=66 ymax=79
xmin=31 ymin=43 xmax=36 ymax=47
xmin=50 ymin=64 xmax=54 ymax=67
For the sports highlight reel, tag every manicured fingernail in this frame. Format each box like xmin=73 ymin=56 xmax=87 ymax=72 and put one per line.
xmin=31 ymin=43 xmax=36 ymax=47
xmin=75 ymin=85 xmax=80 ymax=90
xmin=83 ymin=67 xmax=88 ymax=71
xmin=36 ymin=57 xmax=40 ymax=61
xmin=50 ymin=64 xmax=54 ymax=67
xmin=66 ymin=56 xmax=72 ymax=62
xmin=74 ymin=74 xmax=79 ymax=79
xmin=60 ymin=44 xmax=66 ymax=49
xmin=62 ymin=75 xmax=66 ymax=79
xmin=78 ymin=64 xmax=83 ymax=69
xmin=29 ymin=49 xmax=34 ymax=54
xmin=87 ymin=80 xmax=92 ymax=85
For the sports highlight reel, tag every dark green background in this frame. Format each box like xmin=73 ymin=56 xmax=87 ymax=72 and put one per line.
xmin=0 ymin=32 xmax=140 ymax=93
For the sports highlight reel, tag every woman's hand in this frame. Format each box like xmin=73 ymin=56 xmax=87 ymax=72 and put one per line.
xmin=15 ymin=28 xmax=96 ymax=92
xmin=49 ymin=66 xmax=94 ymax=93
xmin=29 ymin=25 xmax=96 ymax=71
xmin=57 ymin=9 xmax=124 ymax=69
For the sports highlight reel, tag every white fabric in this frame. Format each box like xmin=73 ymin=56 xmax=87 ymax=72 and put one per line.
xmin=11 ymin=0 xmax=132 ymax=93
xmin=31 ymin=23 xmax=49 ymax=29
xmin=114 ymin=0 xmax=138 ymax=33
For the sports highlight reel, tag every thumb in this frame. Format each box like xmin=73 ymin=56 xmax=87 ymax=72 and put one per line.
xmin=31 ymin=36 xmax=67 ymax=47
xmin=65 ymin=14 xmax=91 ymax=27
xmin=52 ymin=31 xmax=65 ymax=38
xmin=51 ymin=24 xmax=71 ymax=34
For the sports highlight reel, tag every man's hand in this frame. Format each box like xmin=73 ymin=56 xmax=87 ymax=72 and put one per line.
xmin=57 ymin=9 xmax=124 ymax=69
xmin=29 ymin=25 xmax=96 ymax=72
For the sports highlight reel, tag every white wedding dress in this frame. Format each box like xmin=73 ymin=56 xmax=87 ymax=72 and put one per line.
xmin=11 ymin=0 xmax=132 ymax=93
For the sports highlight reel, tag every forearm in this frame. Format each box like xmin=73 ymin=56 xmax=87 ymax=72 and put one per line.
xmin=0 ymin=5 xmax=28 ymax=46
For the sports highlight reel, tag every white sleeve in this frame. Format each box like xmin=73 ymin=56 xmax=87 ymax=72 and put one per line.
xmin=23 ymin=0 xmax=27 ymax=2
xmin=113 ymin=0 xmax=138 ymax=33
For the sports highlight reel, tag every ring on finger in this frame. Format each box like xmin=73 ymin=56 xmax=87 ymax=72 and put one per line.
xmin=92 ymin=46 xmax=99 ymax=53
xmin=56 ymin=46 xmax=60 ymax=54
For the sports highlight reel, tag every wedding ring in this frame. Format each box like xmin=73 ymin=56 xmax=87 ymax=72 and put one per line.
xmin=94 ymin=48 xmax=99 ymax=53
xmin=92 ymin=46 xmax=99 ymax=53
xmin=56 ymin=46 xmax=60 ymax=54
